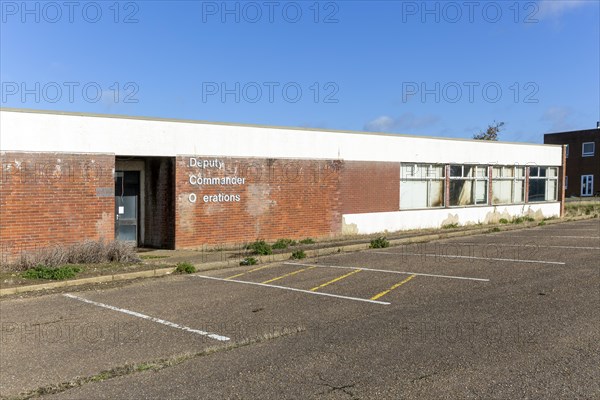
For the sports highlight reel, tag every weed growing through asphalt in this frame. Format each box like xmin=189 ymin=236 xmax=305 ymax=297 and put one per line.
xmin=290 ymin=250 xmax=306 ymax=259
xmin=240 ymin=257 xmax=258 ymax=266
xmin=369 ymin=237 xmax=390 ymax=248
xmin=174 ymin=262 xmax=196 ymax=274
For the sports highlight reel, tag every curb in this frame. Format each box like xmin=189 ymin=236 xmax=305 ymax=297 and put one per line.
xmin=1 ymin=215 xmax=596 ymax=297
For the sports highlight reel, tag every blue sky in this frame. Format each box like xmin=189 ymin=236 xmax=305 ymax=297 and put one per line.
xmin=1 ymin=0 xmax=599 ymax=143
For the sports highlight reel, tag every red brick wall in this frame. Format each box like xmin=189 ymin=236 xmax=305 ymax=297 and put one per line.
xmin=175 ymin=157 xmax=343 ymax=248
xmin=0 ymin=152 xmax=115 ymax=264
xmin=339 ymin=161 xmax=400 ymax=214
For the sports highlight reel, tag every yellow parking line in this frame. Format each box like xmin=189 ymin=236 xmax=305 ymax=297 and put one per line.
xmin=261 ymin=266 xmax=316 ymax=284
xmin=370 ymin=274 xmax=416 ymax=300
xmin=310 ymin=269 xmax=362 ymax=292
xmin=225 ymin=264 xmax=274 ymax=280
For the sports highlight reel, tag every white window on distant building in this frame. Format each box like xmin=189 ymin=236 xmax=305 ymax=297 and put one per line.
xmin=581 ymin=175 xmax=594 ymax=197
xmin=582 ymin=142 xmax=595 ymax=157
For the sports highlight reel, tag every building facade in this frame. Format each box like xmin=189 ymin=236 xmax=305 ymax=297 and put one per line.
xmin=1 ymin=109 xmax=565 ymax=263
xmin=544 ymin=127 xmax=599 ymax=197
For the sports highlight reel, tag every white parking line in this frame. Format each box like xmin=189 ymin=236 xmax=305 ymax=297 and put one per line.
xmin=536 ymin=229 xmax=598 ymax=231
xmin=63 ymin=294 xmax=230 ymax=341
xmin=448 ymin=243 xmax=600 ymax=250
xmin=371 ymin=251 xmax=565 ymax=265
xmin=284 ymin=262 xmax=489 ymax=282
xmin=506 ymin=235 xmax=599 ymax=239
xmin=191 ymin=275 xmax=390 ymax=305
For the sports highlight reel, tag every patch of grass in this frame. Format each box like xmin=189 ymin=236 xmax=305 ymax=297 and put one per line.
xmin=442 ymin=223 xmax=459 ymax=229
xmin=140 ymin=255 xmax=168 ymax=260
xmin=499 ymin=218 xmax=510 ymax=224
xmin=174 ymin=262 xmax=196 ymax=274
xmin=511 ymin=217 xmax=525 ymax=224
xmin=22 ymin=265 xmax=82 ymax=280
xmin=489 ymin=227 xmax=501 ymax=233
xmin=538 ymin=220 xmax=546 ymax=226
xmin=369 ymin=236 xmax=390 ymax=249
xmin=240 ymin=257 xmax=258 ymax=266
xmin=272 ymin=238 xmax=297 ymax=250
xmin=524 ymin=216 xmax=535 ymax=222
xmin=246 ymin=240 xmax=273 ymax=255
xmin=290 ymin=250 xmax=306 ymax=259
xmin=299 ymin=238 xmax=315 ymax=245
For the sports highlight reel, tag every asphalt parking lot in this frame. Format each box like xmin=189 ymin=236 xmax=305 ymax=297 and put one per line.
xmin=1 ymin=219 xmax=599 ymax=399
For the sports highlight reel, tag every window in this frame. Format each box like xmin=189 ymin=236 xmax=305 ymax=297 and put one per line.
xmin=400 ymin=164 xmax=445 ymax=209
xmin=528 ymin=166 xmax=558 ymax=202
xmin=492 ymin=166 xmax=525 ymax=204
xmin=581 ymin=175 xmax=594 ymax=196
xmin=582 ymin=142 xmax=595 ymax=157
xmin=449 ymin=165 xmax=488 ymax=206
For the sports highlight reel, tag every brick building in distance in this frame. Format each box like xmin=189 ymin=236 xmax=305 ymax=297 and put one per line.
xmin=544 ymin=125 xmax=600 ymax=197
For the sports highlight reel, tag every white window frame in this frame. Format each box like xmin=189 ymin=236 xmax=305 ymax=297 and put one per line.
xmin=581 ymin=175 xmax=594 ymax=197
xmin=491 ymin=166 xmax=525 ymax=205
xmin=528 ymin=166 xmax=558 ymax=202
xmin=399 ymin=163 xmax=445 ymax=209
xmin=582 ymin=142 xmax=595 ymax=157
xmin=449 ymin=165 xmax=489 ymax=206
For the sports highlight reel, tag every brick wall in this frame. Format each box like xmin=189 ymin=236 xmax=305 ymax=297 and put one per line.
xmin=339 ymin=161 xmax=400 ymax=214
xmin=544 ymin=129 xmax=600 ymax=197
xmin=0 ymin=152 xmax=115 ymax=264
xmin=175 ymin=157 xmax=343 ymax=248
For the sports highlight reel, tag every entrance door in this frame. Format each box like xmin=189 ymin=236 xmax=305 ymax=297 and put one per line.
xmin=581 ymin=175 xmax=593 ymax=197
xmin=115 ymin=171 xmax=140 ymax=245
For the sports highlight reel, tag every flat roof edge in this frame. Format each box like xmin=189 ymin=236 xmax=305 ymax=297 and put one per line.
xmin=1 ymin=107 xmax=561 ymax=148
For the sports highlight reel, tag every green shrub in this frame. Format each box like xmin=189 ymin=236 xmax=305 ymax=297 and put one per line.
xmin=174 ymin=262 xmax=196 ymax=274
xmin=489 ymin=227 xmax=501 ymax=233
xmin=499 ymin=218 xmax=509 ymax=224
xmin=240 ymin=257 xmax=258 ymax=266
xmin=369 ymin=236 xmax=390 ymax=248
xmin=290 ymin=250 xmax=306 ymax=259
xmin=299 ymin=238 xmax=315 ymax=245
xmin=512 ymin=217 xmax=525 ymax=224
xmin=442 ymin=223 xmax=459 ymax=229
xmin=524 ymin=216 xmax=535 ymax=222
xmin=272 ymin=238 xmax=297 ymax=249
xmin=22 ymin=265 xmax=82 ymax=280
xmin=247 ymin=240 xmax=273 ymax=255
xmin=538 ymin=221 xmax=546 ymax=226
